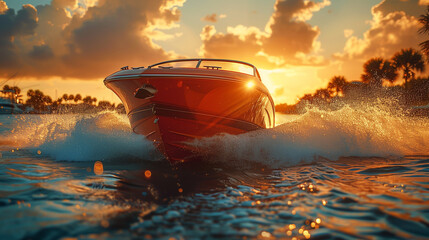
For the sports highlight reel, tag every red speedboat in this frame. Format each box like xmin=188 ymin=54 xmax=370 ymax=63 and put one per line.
xmin=104 ymin=59 xmax=275 ymax=163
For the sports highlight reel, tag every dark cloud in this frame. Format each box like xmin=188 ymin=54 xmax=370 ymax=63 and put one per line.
xmin=29 ymin=44 xmax=54 ymax=60
xmin=0 ymin=0 xmax=183 ymax=79
xmin=0 ymin=4 xmax=37 ymax=38
xmin=14 ymin=4 xmax=38 ymax=35
xmin=0 ymin=3 xmax=38 ymax=71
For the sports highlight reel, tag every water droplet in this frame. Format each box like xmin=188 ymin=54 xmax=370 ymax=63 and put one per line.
xmin=260 ymin=231 xmax=271 ymax=238
xmin=303 ymin=230 xmax=311 ymax=239
xmin=94 ymin=161 xmax=103 ymax=175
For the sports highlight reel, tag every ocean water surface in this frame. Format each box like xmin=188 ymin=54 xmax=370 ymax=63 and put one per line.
xmin=0 ymin=105 xmax=428 ymax=239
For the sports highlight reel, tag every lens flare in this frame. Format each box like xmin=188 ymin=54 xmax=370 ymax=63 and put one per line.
xmin=246 ymin=81 xmax=255 ymax=89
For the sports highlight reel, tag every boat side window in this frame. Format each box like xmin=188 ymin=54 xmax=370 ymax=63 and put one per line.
xmin=264 ymin=108 xmax=271 ymax=128
xmin=265 ymin=103 xmax=274 ymax=128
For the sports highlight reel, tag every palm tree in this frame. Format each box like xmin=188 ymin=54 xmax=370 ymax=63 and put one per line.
xmin=74 ymin=94 xmax=82 ymax=103
xmin=68 ymin=94 xmax=74 ymax=103
xmin=2 ymin=85 xmax=21 ymax=102
xmin=419 ymin=6 xmax=429 ymax=60
xmin=361 ymin=57 xmax=397 ymax=88
xmin=62 ymin=94 xmax=68 ymax=103
xmin=83 ymin=96 xmax=92 ymax=104
xmin=392 ymin=48 xmax=425 ymax=85
xmin=327 ymin=76 xmax=347 ymax=96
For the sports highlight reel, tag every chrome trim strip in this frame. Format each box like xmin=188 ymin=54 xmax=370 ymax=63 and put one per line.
xmin=105 ymin=73 xmax=246 ymax=82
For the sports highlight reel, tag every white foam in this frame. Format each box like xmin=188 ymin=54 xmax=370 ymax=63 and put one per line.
xmin=2 ymin=102 xmax=429 ymax=165
xmin=2 ymin=112 xmax=156 ymax=161
xmin=191 ymin=103 xmax=429 ymax=168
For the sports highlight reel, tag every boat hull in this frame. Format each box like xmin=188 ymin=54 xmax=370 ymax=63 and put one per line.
xmin=105 ymin=66 xmax=275 ymax=163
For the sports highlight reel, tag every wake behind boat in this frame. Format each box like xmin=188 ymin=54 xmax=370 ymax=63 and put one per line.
xmin=104 ymin=58 xmax=275 ymax=163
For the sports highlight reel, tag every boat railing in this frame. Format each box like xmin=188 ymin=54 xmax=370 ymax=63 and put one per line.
xmin=148 ymin=58 xmax=261 ymax=79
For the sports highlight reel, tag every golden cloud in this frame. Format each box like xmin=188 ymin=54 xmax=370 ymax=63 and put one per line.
xmin=0 ymin=0 xmax=7 ymax=13
xmin=201 ymin=13 xmax=227 ymax=23
xmin=0 ymin=0 xmax=182 ymax=79
xmin=199 ymin=0 xmax=330 ymax=68
xmin=319 ymin=0 xmax=425 ymax=81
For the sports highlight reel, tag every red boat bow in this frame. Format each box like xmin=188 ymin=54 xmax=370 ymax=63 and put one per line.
xmin=104 ymin=59 xmax=275 ymax=163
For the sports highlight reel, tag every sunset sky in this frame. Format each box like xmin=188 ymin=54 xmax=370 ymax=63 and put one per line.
xmin=1 ymin=0 xmax=428 ymax=104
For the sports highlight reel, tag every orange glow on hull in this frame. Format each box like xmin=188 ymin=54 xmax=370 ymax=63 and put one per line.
xmin=104 ymin=60 xmax=275 ymax=163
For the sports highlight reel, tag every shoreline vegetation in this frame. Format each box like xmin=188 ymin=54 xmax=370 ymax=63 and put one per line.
xmin=275 ymin=47 xmax=429 ymax=117
xmin=276 ymin=7 xmax=429 ymax=117
xmin=0 ymin=88 xmax=125 ymax=114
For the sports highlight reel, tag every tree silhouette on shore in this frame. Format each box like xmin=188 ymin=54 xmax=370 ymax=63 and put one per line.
xmin=62 ymin=94 xmax=68 ymax=103
xmin=392 ymin=48 xmax=425 ymax=85
xmin=327 ymin=76 xmax=347 ymax=96
xmin=26 ymin=89 xmax=52 ymax=112
xmin=74 ymin=94 xmax=82 ymax=103
xmin=2 ymin=85 xmax=21 ymax=102
xmin=82 ymin=96 xmax=97 ymax=105
xmin=361 ymin=58 xmax=397 ymax=88
xmin=68 ymin=94 xmax=74 ymax=103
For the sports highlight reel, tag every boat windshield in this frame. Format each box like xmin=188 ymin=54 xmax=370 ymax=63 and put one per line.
xmin=149 ymin=59 xmax=258 ymax=78
xmin=154 ymin=60 xmax=199 ymax=69
xmin=199 ymin=60 xmax=254 ymax=76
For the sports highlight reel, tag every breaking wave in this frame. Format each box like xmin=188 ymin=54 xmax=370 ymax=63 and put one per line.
xmin=0 ymin=112 xmax=156 ymax=161
xmin=192 ymin=103 xmax=429 ymax=168
xmin=2 ymin=101 xmax=429 ymax=166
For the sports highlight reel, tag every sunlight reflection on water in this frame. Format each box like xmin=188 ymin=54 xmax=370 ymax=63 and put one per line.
xmin=0 ymin=110 xmax=428 ymax=239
